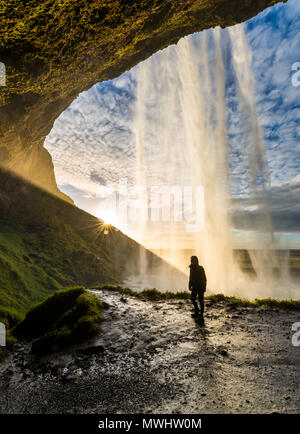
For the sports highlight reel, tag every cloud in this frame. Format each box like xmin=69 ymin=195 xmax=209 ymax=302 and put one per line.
xmin=45 ymin=75 xmax=137 ymax=195
xmin=90 ymin=171 xmax=106 ymax=185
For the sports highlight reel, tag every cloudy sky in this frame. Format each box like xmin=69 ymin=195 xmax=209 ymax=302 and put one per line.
xmin=44 ymin=0 xmax=300 ymax=248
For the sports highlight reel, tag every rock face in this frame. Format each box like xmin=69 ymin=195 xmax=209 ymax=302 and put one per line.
xmin=0 ymin=0 xmax=285 ymax=198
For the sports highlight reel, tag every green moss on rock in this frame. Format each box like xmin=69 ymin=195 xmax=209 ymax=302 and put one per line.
xmin=13 ymin=286 xmax=86 ymax=339
xmin=13 ymin=287 xmax=103 ymax=355
xmin=0 ymin=305 xmax=22 ymax=329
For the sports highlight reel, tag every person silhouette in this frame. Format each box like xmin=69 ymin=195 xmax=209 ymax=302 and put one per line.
xmin=188 ymin=256 xmax=207 ymax=320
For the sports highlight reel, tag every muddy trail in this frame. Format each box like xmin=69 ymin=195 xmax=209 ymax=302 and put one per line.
xmin=1 ymin=289 xmax=300 ymax=414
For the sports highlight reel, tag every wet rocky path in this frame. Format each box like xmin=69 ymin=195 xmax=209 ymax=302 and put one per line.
xmin=1 ymin=289 xmax=300 ymax=414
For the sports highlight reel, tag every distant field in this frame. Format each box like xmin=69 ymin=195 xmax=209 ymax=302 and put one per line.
xmin=234 ymin=249 xmax=300 ymax=278
xmin=152 ymin=249 xmax=300 ymax=279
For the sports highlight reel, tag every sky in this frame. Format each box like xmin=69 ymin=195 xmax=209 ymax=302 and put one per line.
xmin=44 ymin=0 xmax=300 ymax=248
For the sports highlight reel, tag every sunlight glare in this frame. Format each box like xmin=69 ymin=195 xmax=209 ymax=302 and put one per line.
xmin=96 ymin=208 xmax=121 ymax=230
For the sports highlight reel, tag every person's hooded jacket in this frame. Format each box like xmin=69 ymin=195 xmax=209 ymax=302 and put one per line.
xmin=189 ymin=263 xmax=207 ymax=291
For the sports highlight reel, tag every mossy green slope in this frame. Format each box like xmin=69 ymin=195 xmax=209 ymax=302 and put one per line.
xmin=0 ymin=167 xmax=176 ymax=316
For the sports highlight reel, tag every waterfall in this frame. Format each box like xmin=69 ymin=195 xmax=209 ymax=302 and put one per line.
xmin=134 ymin=60 xmax=148 ymax=282
xmin=131 ymin=24 xmax=294 ymax=298
xmin=228 ymin=24 xmax=291 ymax=295
xmin=175 ymin=33 xmax=238 ymax=293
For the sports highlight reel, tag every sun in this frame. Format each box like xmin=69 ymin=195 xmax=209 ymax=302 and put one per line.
xmin=96 ymin=208 xmax=121 ymax=232
xmin=100 ymin=212 xmax=119 ymax=227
